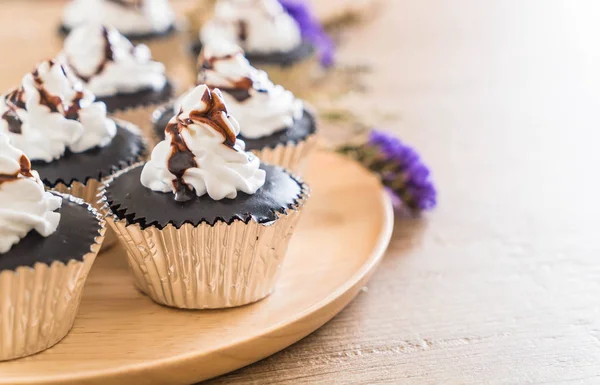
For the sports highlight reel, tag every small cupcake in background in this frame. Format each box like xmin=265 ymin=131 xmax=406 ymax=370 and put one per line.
xmin=0 ymin=135 xmax=105 ymax=361
xmin=0 ymin=59 xmax=145 ymax=207
xmin=59 ymin=24 xmax=173 ymax=134
xmin=59 ymin=0 xmax=180 ymax=70
xmin=0 ymin=60 xmax=145 ymax=248
xmin=101 ymin=85 xmax=308 ymax=309
xmin=154 ymin=41 xmax=318 ymax=172
xmin=195 ymin=0 xmax=321 ymax=92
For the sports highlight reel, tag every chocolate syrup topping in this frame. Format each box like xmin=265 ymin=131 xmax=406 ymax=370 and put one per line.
xmin=69 ymin=26 xmax=115 ymax=83
xmin=0 ymin=155 xmax=33 ymax=185
xmin=163 ymin=88 xmax=239 ymax=202
xmin=65 ymin=90 xmax=85 ymax=120
xmin=2 ymin=89 xmax=25 ymax=133
xmin=32 ymin=65 xmax=63 ymax=114
xmin=105 ymin=0 xmax=143 ymax=9
xmin=165 ymin=120 xmax=197 ymax=202
xmin=1 ymin=61 xmax=89 ymax=133
xmin=198 ymin=50 xmax=266 ymax=102
xmin=238 ymin=20 xmax=248 ymax=42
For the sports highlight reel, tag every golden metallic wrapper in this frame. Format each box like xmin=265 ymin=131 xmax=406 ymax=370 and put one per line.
xmin=51 ymin=179 xmax=116 ymax=250
xmin=254 ymin=134 xmax=318 ymax=174
xmin=0 ymin=195 xmax=105 ymax=361
xmin=100 ymin=169 xmax=309 ymax=309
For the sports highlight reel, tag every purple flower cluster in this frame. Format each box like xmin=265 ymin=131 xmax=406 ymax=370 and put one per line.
xmin=338 ymin=130 xmax=437 ymax=213
xmin=278 ymin=0 xmax=335 ymax=67
xmin=368 ymin=130 xmax=437 ymax=212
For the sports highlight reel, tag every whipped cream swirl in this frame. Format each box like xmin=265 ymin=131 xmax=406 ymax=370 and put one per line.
xmin=60 ymin=24 xmax=167 ymax=97
xmin=196 ymin=41 xmax=303 ymax=139
xmin=201 ymin=0 xmax=302 ymax=54
xmin=142 ymin=85 xmax=265 ymax=201
xmin=62 ymin=0 xmax=175 ymax=36
xmin=0 ymin=135 xmax=62 ymax=254
xmin=0 ymin=60 xmax=116 ymax=163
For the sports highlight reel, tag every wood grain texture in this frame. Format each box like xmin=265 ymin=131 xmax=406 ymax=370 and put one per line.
xmin=1 ymin=0 xmax=600 ymax=384
xmin=207 ymin=0 xmax=600 ymax=383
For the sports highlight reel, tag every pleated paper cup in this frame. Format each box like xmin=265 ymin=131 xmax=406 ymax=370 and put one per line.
xmin=0 ymin=194 xmax=105 ymax=361
xmin=100 ymin=169 xmax=309 ymax=310
xmin=254 ymin=134 xmax=318 ymax=174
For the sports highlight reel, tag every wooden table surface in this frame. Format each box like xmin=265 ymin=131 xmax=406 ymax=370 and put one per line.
xmin=2 ymin=0 xmax=600 ymax=383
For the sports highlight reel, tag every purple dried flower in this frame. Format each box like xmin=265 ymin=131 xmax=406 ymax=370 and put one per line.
xmin=338 ymin=130 xmax=437 ymax=213
xmin=278 ymin=0 xmax=335 ymax=67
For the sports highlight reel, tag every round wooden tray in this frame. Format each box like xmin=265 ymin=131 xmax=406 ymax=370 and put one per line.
xmin=0 ymin=151 xmax=393 ymax=385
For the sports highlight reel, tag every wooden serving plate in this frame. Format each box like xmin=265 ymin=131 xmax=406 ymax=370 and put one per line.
xmin=0 ymin=151 xmax=393 ymax=385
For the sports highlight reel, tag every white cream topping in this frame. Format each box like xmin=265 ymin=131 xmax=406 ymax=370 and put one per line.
xmin=201 ymin=0 xmax=302 ymax=54
xmin=60 ymin=24 xmax=167 ymax=97
xmin=142 ymin=85 xmax=266 ymax=201
xmin=196 ymin=41 xmax=303 ymax=139
xmin=62 ymin=0 xmax=175 ymax=36
xmin=0 ymin=60 xmax=116 ymax=163
xmin=0 ymin=135 xmax=62 ymax=254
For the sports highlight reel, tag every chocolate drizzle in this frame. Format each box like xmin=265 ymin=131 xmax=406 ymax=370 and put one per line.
xmin=65 ymin=90 xmax=85 ymax=120
xmin=198 ymin=49 xmax=265 ymax=103
xmin=2 ymin=89 xmax=26 ymax=134
xmin=1 ymin=61 xmax=89 ymax=133
xmin=32 ymin=64 xmax=63 ymax=114
xmin=105 ymin=0 xmax=143 ymax=9
xmin=163 ymin=88 xmax=239 ymax=202
xmin=165 ymin=120 xmax=197 ymax=202
xmin=69 ymin=26 xmax=115 ymax=83
xmin=238 ymin=20 xmax=248 ymax=42
xmin=0 ymin=155 xmax=34 ymax=185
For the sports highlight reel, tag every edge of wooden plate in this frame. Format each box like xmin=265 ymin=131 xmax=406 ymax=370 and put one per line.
xmin=4 ymin=155 xmax=394 ymax=385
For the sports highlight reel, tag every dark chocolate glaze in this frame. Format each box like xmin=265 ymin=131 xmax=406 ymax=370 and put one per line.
xmin=59 ymin=23 xmax=177 ymax=41
xmin=104 ymin=163 xmax=304 ymax=228
xmin=32 ymin=124 xmax=145 ymax=187
xmin=0 ymin=195 xmax=102 ymax=271
xmin=191 ymin=41 xmax=316 ymax=68
xmin=95 ymin=81 xmax=174 ymax=113
xmin=154 ymin=106 xmax=317 ymax=151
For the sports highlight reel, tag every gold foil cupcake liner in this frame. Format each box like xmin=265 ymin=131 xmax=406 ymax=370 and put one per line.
xmin=50 ymin=179 xmax=115 ymax=250
xmin=254 ymin=134 xmax=318 ymax=174
xmin=100 ymin=167 xmax=309 ymax=309
xmin=0 ymin=194 xmax=105 ymax=361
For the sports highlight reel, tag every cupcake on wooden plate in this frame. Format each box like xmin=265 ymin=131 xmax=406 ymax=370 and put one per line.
xmin=59 ymin=0 xmax=179 ymax=70
xmin=194 ymin=0 xmax=318 ymax=92
xmin=101 ymin=85 xmax=308 ymax=309
xmin=0 ymin=135 xmax=105 ymax=361
xmin=154 ymin=41 xmax=318 ymax=172
xmin=59 ymin=24 xmax=173 ymax=134
xmin=0 ymin=59 xmax=145 ymax=208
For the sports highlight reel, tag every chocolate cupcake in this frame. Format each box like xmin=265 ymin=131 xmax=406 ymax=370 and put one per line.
xmin=58 ymin=24 xmax=174 ymax=136
xmin=101 ymin=85 xmax=308 ymax=309
xmin=0 ymin=135 xmax=105 ymax=361
xmin=155 ymin=42 xmax=317 ymax=172
xmin=59 ymin=0 xmax=180 ymax=71
xmin=194 ymin=0 xmax=318 ymax=92
xmin=0 ymin=60 xmax=145 ymax=248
